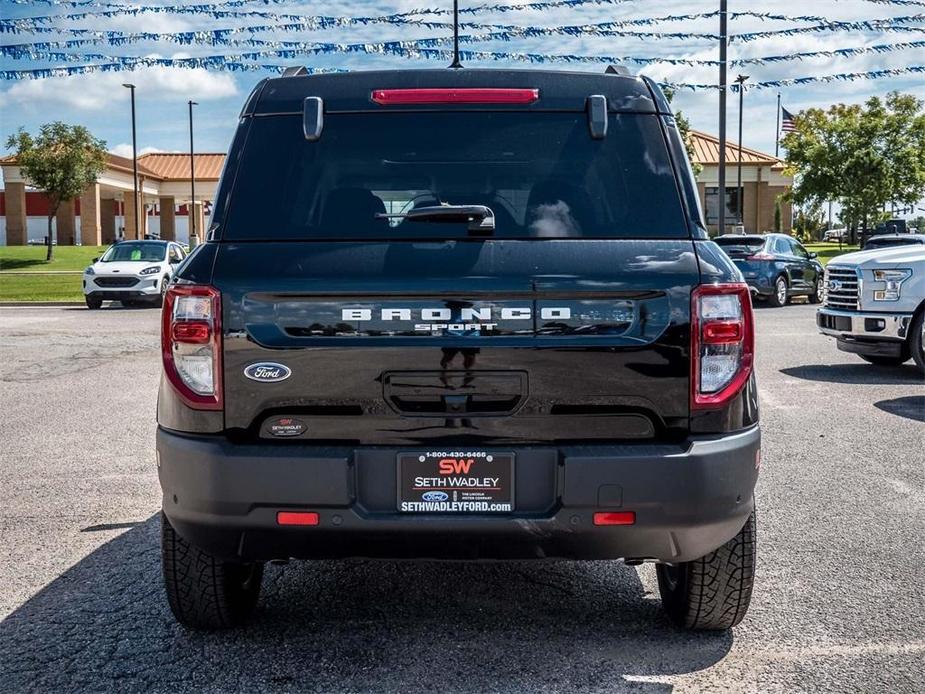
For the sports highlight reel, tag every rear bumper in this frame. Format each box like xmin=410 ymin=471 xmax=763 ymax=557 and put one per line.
xmin=817 ymin=308 xmax=912 ymax=356
xmin=157 ymin=426 xmax=760 ymax=563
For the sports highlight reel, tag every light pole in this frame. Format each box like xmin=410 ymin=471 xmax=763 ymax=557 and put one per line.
xmin=122 ymin=83 xmax=138 ymax=240
xmin=735 ymin=74 xmax=749 ymax=229
xmin=717 ymin=0 xmax=728 ymax=236
xmin=774 ymin=92 xmax=781 ymax=158
xmin=188 ymin=100 xmax=199 ymax=248
xmin=449 ymin=0 xmax=462 ymax=68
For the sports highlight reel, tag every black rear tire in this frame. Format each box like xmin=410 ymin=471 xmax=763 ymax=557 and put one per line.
xmin=767 ymin=276 xmax=788 ymax=307
xmin=161 ymin=512 xmax=263 ymax=630
xmin=910 ymin=311 xmax=925 ymax=376
xmin=156 ymin=276 xmax=169 ymax=307
xmin=85 ymin=297 xmax=102 ymax=310
xmin=656 ymin=510 xmax=756 ymax=630
xmin=859 ymin=354 xmax=909 ymax=366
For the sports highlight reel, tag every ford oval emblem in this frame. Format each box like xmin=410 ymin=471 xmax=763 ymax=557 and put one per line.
xmin=422 ymin=491 xmax=449 ymax=502
xmin=244 ymin=362 xmax=291 ymax=383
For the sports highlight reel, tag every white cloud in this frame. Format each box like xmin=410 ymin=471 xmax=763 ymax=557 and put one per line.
xmin=109 ymin=144 xmax=178 ymax=157
xmin=3 ymin=66 xmax=238 ymax=112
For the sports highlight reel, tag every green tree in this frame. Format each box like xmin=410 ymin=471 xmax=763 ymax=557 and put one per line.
xmin=782 ymin=92 xmax=925 ymax=244
xmin=793 ymin=203 xmax=825 ymax=242
xmin=663 ymin=88 xmax=703 ymax=177
xmin=773 ymin=198 xmax=782 ymax=233
xmin=6 ymin=122 xmax=107 ymax=260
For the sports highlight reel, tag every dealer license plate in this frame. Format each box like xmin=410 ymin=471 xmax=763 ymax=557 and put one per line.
xmin=398 ymin=451 xmax=514 ymax=513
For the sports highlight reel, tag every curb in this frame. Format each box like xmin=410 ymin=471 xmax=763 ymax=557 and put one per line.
xmin=0 ymin=301 xmax=85 ymax=307
xmin=0 ymin=271 xmax=84 ymax=275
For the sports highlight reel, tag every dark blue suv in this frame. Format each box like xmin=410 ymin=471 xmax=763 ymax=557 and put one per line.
xmin=715 ymin=234 xmax=823 ymax=307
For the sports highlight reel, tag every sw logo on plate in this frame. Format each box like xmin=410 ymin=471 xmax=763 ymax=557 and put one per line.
xmin=244 ymin=362 xmax=291 ymax=383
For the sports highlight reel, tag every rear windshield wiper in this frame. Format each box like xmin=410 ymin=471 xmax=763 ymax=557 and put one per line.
xmin=376 ymin=204 xmax=495 ymax=236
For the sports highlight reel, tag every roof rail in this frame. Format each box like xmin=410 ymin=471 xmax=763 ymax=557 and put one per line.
xmin=280 ymin=66 xmax=308 ymax=78
xmin=604 ymin=65 xmax=631 ymax=76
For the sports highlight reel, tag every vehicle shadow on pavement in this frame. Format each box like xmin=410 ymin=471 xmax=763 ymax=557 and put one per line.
xmin=62 ymin=304 xmax=160 ymax=311
xmin=874 ymin=395 xmax=925 ymax=422
xmin=752 ymin=299 xmax=811 ymax=310
xmin=0 ymin=515 xmax=733 ymax=693
xmin=780 ymin=363 xmax=923 ymax=385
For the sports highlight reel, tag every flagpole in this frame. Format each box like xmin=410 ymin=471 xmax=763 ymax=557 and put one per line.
xmin=775 ymin=92 xmax=781 ymax=158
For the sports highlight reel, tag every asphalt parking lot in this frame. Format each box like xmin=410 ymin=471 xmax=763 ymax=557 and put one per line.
xmin=0 ymin=303 xmax=922 ymax=693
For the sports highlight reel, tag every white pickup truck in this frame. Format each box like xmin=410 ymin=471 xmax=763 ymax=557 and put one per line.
xmin=817 ymin=245 xmax=925 ymax=375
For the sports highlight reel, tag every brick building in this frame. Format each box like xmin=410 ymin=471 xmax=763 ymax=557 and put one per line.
xmin=688 ymin=130 xmax=794 ymax=235
xmin=0 ymin=152 xmax=223 ymax=245
xmin=1 ymin=134 xmax=792 ymax=244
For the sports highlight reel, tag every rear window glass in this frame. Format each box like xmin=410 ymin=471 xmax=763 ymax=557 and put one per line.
xmin=715 ymin=237 xmax=766 ymax=256
xmin=222 ymin=112 xmax=686 ymax=240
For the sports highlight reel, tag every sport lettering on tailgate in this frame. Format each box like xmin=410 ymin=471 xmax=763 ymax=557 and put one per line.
xmin=278 ymin=299 xmax=655 ymax=338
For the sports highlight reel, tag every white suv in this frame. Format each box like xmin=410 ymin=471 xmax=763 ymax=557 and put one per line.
xmin=83 ymin=240 xmax=186 ymax=309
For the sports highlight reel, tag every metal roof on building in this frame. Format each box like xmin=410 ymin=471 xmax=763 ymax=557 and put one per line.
xmin=3 ymin=129 xmax=782 ymax=186
xmin=106 ymin=153 xmax=160 ymax=178
xmin=137 ymin=153 xmax=225 ymax=181
xmin=688 ymin=130 xmax=784 ymax=168
xmin=2 ymin=152 xmax=223 ymax=181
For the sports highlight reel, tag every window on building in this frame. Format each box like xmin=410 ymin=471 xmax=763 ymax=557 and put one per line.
xmin=704 ymin=187 xmax=741 ymax=226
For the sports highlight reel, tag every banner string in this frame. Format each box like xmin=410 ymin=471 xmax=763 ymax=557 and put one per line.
xmin=6 ymin=39 xmax=925 ymax=71
xmin=4 ymin=61 xmax=923 ymax=90
xmin=12 ymin=6 xmax=891 ymax=33
xmin=8 ymin=0 xmax=924 ymax=9
xmin=2 ymin=1 xmax=923 ymax=87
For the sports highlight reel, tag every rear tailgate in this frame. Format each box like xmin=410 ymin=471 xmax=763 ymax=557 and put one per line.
xmin=215 ymin=239 xmax=698 ymax=445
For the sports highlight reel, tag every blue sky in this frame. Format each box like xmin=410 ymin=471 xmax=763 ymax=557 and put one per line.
xmin=1 ymin=0 xmax=924 ymax=166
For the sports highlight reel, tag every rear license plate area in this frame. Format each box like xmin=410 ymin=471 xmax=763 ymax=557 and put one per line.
xmin=398 ymin=451 xmax=514 ymax=513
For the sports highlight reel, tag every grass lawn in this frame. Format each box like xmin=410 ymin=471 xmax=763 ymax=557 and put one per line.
xmin=0 ymin=245 xmax=108 ymax=272
xmin=0 ymin=273 xmax=85 ymax=302
xmin=0 ymin=240 xmax=862 ymax=302
xmin=804 ymin=242 xmax=860 ymax=267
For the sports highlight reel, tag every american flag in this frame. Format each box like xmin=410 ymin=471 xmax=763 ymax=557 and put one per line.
xmin=781 ymin=107 xmax=798 ymax=133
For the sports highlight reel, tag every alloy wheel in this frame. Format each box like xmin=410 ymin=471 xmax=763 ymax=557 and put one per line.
xmin=776 ymin=278 xmax=787 ymax=305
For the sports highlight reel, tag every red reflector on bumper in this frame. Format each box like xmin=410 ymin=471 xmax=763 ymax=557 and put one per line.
xmin=277 ymin=511 xmax=319 ymax=526
xmin=593 ymin=511 xmax=636 ymax=526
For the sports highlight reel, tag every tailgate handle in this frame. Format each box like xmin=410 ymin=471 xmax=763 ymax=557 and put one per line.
xmin=382 ymin=370 xmax=528 ymax=417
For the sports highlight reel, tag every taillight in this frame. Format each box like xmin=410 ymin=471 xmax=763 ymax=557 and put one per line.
xmin=691 ymin=283 xmax=754 ymax=409
xmin=371 ymin=88 xmax=539 ymax=105
xmin=746 ymin=251 xmax=774 ymax=260
xmin=161 ymin=284 xmax=222 ymax=410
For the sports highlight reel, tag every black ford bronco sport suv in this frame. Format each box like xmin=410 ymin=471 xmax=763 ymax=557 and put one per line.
xmin=157 ymin=68 xmax=760 ymax=631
